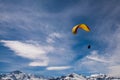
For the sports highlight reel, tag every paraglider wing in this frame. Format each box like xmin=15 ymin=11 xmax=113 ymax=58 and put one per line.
xmin=72 ymin=24 xmax=91 ymax=49
xmin=79 ymin=24 xmax=90 ymax=32
xmin=72 ymin=24 xmax=90 ymax=34
xmin=72 ymin=25 xmax=79 ymax=34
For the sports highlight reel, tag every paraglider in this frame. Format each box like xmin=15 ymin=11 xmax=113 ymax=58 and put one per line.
xmin=72 ymin=24 xmax=91 ymax=49
xmin=72 ymin=24 xmax=90 ymax=34
xmin=88 ymin=44 xmax=91 ymax=49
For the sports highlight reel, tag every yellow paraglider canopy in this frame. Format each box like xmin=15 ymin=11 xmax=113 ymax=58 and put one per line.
xmin=72 ymin=24 xmax=90 ymax=34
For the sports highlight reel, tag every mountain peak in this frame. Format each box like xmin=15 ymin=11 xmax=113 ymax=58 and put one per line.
xmin=63 ymin=73 xmax=86 ymax=80
xmin=68 ymin=73 xmax=81 ymax=77
xmin=10 ymin=70 xmax=22 ymax=74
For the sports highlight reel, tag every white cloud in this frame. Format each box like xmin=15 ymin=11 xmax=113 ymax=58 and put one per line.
xmin=46 ymin=66 xmax=71 ymax=70
xmin=106 ymin=25 xmax=120 ymax=76
xmin=108 ymin=65 xmax=120 ymax=77
xmin=46 ymin=38 xmax=55 ymax=43
xmin=86 ymin=50 xmax=109 ymax=63
xmin=0 ymin=40 xmax=74 ymax=67
xmin=49 ymin=33 xmax=62 ymax=38
xmin=74 ymin=55 xmax=108 ymax=74
xmin=0 ymin=40 xmax=54 ymax=66
xmin=46 ymin=32 xmax=62 ymax=43
xmin=29 ymin=61 xmax=48 ymax=66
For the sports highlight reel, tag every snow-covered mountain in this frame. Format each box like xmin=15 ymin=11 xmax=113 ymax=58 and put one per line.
xmin=53 ymin=73 xmax=86 ymax=80
xmin=0 ymin=70 xmax=47 ymax=80
xmin=53 ymin=73 xmax=120 ymax=80
xmin=0 ymin=70 xmax=120 ymax=80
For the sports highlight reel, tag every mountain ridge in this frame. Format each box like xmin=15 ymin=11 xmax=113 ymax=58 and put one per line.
xmin=0 ymin=70 xmax=120 ymax=80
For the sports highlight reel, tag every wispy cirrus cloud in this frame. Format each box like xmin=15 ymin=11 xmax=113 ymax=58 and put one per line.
xmin=86 ymin=50 xmax=109 ymax=63
xmin=46 ymin=32 xmax=62 ymax=43
xmin=108 ymin=65 xmax=120 ymax=77
xmin=0 ymin=40 xmax=54 ymax=66
xmin=46 ymin=66 xmax=71 ymax=70
xmin=0 ymin=37 xmax=74 ymax=69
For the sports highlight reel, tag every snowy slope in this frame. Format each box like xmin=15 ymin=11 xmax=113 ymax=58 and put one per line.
xmin=0 ymin=70 xmax=47 ymax=80
xmin=64 ymin=73 xmax=86 ymax=80
xmin=0 ymin=70 xmax=120 ymax=80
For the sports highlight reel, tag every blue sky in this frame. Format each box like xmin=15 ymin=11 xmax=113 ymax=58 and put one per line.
xmin=0 ymin=0 xmax=120 ymax=77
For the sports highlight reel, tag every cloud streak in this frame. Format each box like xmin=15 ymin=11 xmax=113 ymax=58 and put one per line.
xmin=46 ymin=66 xmax=71 ymax=70
xmin=0 ymin=40 xmax=53 ymax=66
xmin=46 ymin=32 xmax=62 ymax=43
xmin=86 ymin=50 xmax=109 ymax=63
